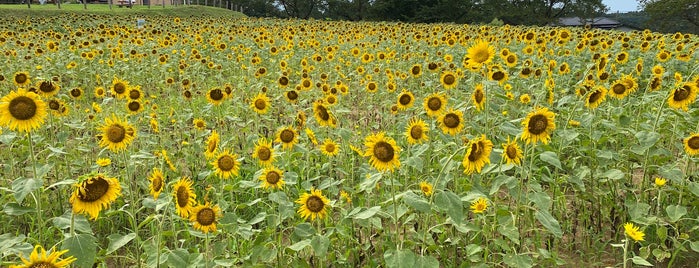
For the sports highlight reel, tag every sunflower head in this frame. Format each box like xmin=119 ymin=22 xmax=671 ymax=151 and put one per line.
xmin=683 ymin=133 xmax=699 ymax=156
xmin=250 ymin=92 xmax=270 ymax=114
xmin=501 ymin=137 xmax=523 ymax=166
xmin=462 ymin=135 xmax=493 ymax=175
xmin=438 ymin=108 xmax=464 ymax=136
xmin=204 ymin=130 xmax=220 ymax=159
xmin=440 ymin=71 xmax=458 ymax=89
xmin=521 ymin=107 xmax=556 ymax=145
xmin=0 ymin=89 xmax=47 ymax=133
xmin=465 ymin=40 xmax=495 ymax=67
xmin=296 ymin=188 xmax=331 ymax=221
xmin=13 ymin=71 xmax=31 ymax=87
xmin=190 ymin=202 xmax=222 ymax=234
xmin=313 ymin=100 xmax=336 ymax=127
xmin=275 ymin=126 xmax=298 ymax=150
xmin=471 ymin=83 xmax=486 ymax=111
xmin=253 ymin=138 xmax=275 ymax=166
xmin=405 ymin=118 xmax=429 ymax=145
xmin=148 ymin=168 xmax=165 ymax=200
xmin=424 ymin=92 xmax=447 ymax=118
xmin=173 ymin=177 xmax=197 ymax=218
xmin=470 ymin=197 xmax=488 ymax=214
xmin=97 ymin=115 xmax=136 ymax=153
xmin=396 ymin=90 xmax=415 ymax=110
xmin=363 ymin=132 xmax=401 ymax=172
xmin=419 ymin=181 xmax=433 ymax=197
xmin=212 ymin=150 xmax=241 ymax=179
xmin=69 ymin=173 xmax=122 ymax=220
xmin=10 ymin=245 xmax=77 ymax=268
xmin=259 ymin=166 xmax=285 ymax=189
xmin=321 ymin=138 xmax=340 ymax=157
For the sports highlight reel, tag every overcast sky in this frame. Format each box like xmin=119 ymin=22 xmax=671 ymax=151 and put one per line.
xmin=603 ymin=0 xmax=639 ymax=13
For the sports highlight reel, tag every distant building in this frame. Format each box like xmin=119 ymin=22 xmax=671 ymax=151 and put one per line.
xmin=555 ymin=17 xmax=624 ymax=30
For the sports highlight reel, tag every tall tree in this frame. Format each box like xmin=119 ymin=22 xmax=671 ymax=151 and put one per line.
xmin=276 ymin=0 xmax=323 ymax=18
xmin=640 ymin=0 xmax=699 ymax=33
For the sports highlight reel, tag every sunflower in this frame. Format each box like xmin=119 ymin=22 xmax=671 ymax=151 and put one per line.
xmin=320 ymin=138 xmax=340 ymax=156
xmin=462 ymin=135 xmax=493 ymax=175
xmin=94 ymin=86 xmax=106 ymax=98
xmin=206 ymin=87 xmax=226 ymax=106
xmin=470 ymin=197 xmax=488 ymax=214
xmin=313 ymin=100 xmax=336 ymax=127
xmin=253 ymin=138 xmax=275 ymax=166
xmin=465 ymin=40 xmax=495 ymax=68
xmin=667 ymin=82 xmax=698 ymax=111
xmin=9 ymin=245 xmax=76 ymax=268
xmin=683 ymin=133 xmax=699 ymax=156
xmin=37 ymin=80 xmax=59 ymax=97
xmin=250 ymin=92 xmax=270 ymax=114
xmin=608 ymin=81 xmax=629 ymax=99
xmin=396 ymin=90 xmax=415 ymax=110
xmin=126 ymin=100 xmax=144 ymax=114
xmin=471 ymin=83 xmax=486 ymax=111
xmin=419 ymin=181 xmax=433 ymax=197
xmin=212 ymin=150 xmax=241 ymax=179
xmin=173 ymin=177 xmax=197 ymax=218
xmin=275 ymin=126 xmax=298 ymax=150
xmin=410 ymin=64 xmax=422 ymax=77
xmin=623 ymin=222 xmax=645 ymax=242
xmin=585 ymin=86 xmax=607 ymax=109
xmin=204 ymin=130 xmax=220 ymax=159
xmin=405 ymin=117 xmax=429 ymax=145
xmin=654 ymin=177 xmax=667 ymax=187
xmin=97 ymin=115 xmax=136 ymax=153
xmin=110 ymin=77 xmax=129 ymax=99
xmin=296 ymin=110 xmax=307 ymax=130
xmin=70 ymin=173 xmax=122 ymax=220
xmin=96 ymin=158 xmax=111 ymax=167
xmin=193 ymin=118 xmax=206 ymax=130
xmin=189 ymin=202 xmax=222 ymax=234
xmin=501 ymin=137 xmax=523 ymax=165
xmin=0 ymin=89 xmax=47 ymax=133
xmin=423 ymin=92 xmax=447 ymax=118
xmin=127 ymin=87 xmax=143 ymax=101
xmin=13 ymin=71 xmax=31 ymax=87
xmin=259 ymin=166 xmax=286 ymax=189
xmin=440 ymin=70 xmax=458 ymax=89
xmin=296 ymin=188 xmax=331 ymax=221
xmin=285 ymin=89 xmax=300 ymax=103
xmin=305 ymin=127 xmax=319 ymax=146
xmin=438 ymin=108 xmax=464 ymax=136
xmin=521 ymin=107 xmax=556 ymax=145
xmin=519 ymin=94 xmax=531 ymax=104
xmin=148 ymin=167 xmax=165 ymax=200
xmin=364 ymin=132 xmax=401 ymax=172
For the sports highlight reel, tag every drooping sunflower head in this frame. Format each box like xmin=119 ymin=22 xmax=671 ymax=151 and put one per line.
xmin=423 ymin=92 xmax=447 ymax=118
xmin=250 ymin=92 xmax=270 ymax=114
xmin=97 ymin=115 xmax=136 ymax=153
xmin=585 ymin=86 xmax=607 ymax=109
xmin=275 ymin=126 xmax=298 ymax=150
xmin=313 ymin=100 xmax=336 ymax=128
xmin=521 ymin=107 xmax=556 ymax=145
xmin=189 ymin=202 xmax=222 ymax=234
xmin=259 ymin=166 xmax=286 ymax=190
xmin=207 ymin=87 xmax=226 ymax=105
xmin=253 ymin=137 xmax=275 ymax=166
xmin=204 ymin=130 xmax=220 ymax=159
xmin=296 ymin=188 xmax=331 ymax=221
xmin=0 ymin=89 xmax=47 ymax=133
xmin=471 ymin=83 xmax=486 ymax=111
xmin=462 ymin=134 xmax=493 ymax=175
xmin=363 ymin=132 xmax=401 ymax=172
xmin=211 ymin=150 xmax=241 ymax=179
xmin=10 ymin=244 xmax=77 ymax=268
xmin=501 ymin=137 xmax=523 ymax=166
xmin=405 ymin=117 xmax=429 ymax=145
xmin=13 ymin=71 xmax=31 ymax=87
xmin=683 ymin=133 xmax=699 ymax=156
xmin=396 ymin=90 xmax=415 ymax=110
xmin=667 ymin=82 xmax=698 ymax=111
xmin=69 ymin=173 xmax=122 ymax=220
xmin=320 ymin=138 xmax=340 ymax=157
xmin=173 ymin=177 xmax=197 ymax=218
xmin=438 ymin=108 xmax=464 ymax=136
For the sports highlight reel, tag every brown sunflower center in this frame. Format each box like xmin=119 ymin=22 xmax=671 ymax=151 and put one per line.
xmin=474 ymin=89 xmax=484 ymax=103
xmin=673 ymin=86 xmax=691 ymax=101
xmin=399 ymin=94 xmax=413 ymax=105
xmin=254 ymin=99 xmax=266 ymax=110
xmin=373 ymin=141 xmax=395 ymax=162
xmin=589 ymin=90 xmax=603 ymax=103
xmin=303 ymin=80 xmax=311 ymax=88
xmin=411 ymin=66 xmax=421 ymax=75
xmin=39 ymin=81 xmax=54 ymax=93
xmin=128 ymin=101 xmax=141 ymax=112
xmin=279 ymin=77 xmax=289 ymax=86
xmin=442 ymin=74 xmax=456 ymax=85
xmin=280 ymin=129 xmax=295 ymax=143
xmin=48 ymin=100 xmax=60 ymax=110
xmin=286 ymin=90 xmax=298 ymax=100
xmin=28 ymin=261 xmax=56 ymax=268
xmin=217 ymin=155 xmax=236 ymax=171
xmin=114 ymin=83 xmax=126 ymax=94
xmin=612 ymin=83 xmax=626 ymax=95
xmin=14 ymin=73 xmax=28 ymax=84
xmin=266 ymin=171 xmax=280 ymax=184
xmin=368 ymin=83 xmax=376 ymax=91
xmin=152 ymin=176 xmax=163 ymax=192
xmin=467 ymin=142 xmax=482 ymax=161
xmin=427 ymin=97 xmax=442 ymax=111
xmin=129 ymin=90 xmax=141 ymax=100
xmin=209 ymin=89 xmax=224 ymax=101
xmin=257 ymin=147 xmax=271 ymax=161
xmin=506 ymin=145 xmax=518 ymax=159
xmin=196 ymin=121 xmax=205 ymax=128
xmin=207 ymin=139 xmax=217 ymax=153
xmin=421 ymin=185 xmax=430 ymax=193
xmin=196 ymin=207 xmax=216 ymax=225
xmin=527 ymin=114 xmax=548 ymax=135
xmin=306 ymin=196 xmax=325 ymax=213
xmin=443 ymin=113 xmax=460 ymax=128
xmin=410 ymin=126 xmax=423 ymax=140
xmin=688 ymin=136 xmax=699 ymax=150
xmin=9 ymin=96 xmax=38 ymax=120
xmin=491 ymin=71 xmax=505 ymax=81
xmin=176 ymin=186 xmax=190 ymax=208
xmin=316 ymin=105 xmax=330 ymax=121
xmin=106 ymin=124 xmax=126 ymax=143
xmin=78 ymin=177 xmax=110 ymax=202
xmin=70 ymin=88 xmax=81 ymax=98
xmin=324 ymin=143 xmax=336 ymax=153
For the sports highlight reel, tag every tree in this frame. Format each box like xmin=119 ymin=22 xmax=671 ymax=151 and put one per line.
xmin=640 ymin=0 xmax=699 ymax=33
xmin=276 ymin=0 xmax=323 ymax=18
xmin=485 ymin=0 xmax=607 ymax=26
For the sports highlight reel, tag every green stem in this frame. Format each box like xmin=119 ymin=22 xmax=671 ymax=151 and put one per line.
xmin=389 ymin=173 xmax=401 ymax=250
xmin=205 ymin=232 xmax=210 ymax=268
xmin=27 ymin=131 xmax=43 ymax=242
xmin=123 ymin=151 xmax=142 ymax=268
xmin=641 ymin=99 xmax=666 ymax=201
xmin=622 ymin=238 xmax=629 ymax=268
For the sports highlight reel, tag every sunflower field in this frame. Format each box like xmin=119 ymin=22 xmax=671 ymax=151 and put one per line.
xmin=1 ymin=8 xmax=699 ymax=268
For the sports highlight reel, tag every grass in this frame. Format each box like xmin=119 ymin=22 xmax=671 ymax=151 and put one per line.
xmin=0 ymin=3 xmax=245 ymax=17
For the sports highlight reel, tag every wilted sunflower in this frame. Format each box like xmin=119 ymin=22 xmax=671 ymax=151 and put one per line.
xmin=471 ymin=83 xmax=486 ymax=111
xmin=501 ymin=137 xmax=523 ymax=165
xmin=275 ymin=126 xmax=298 ymax=150
xmin=667 ymin=82 xmax=698 ymax=111
xmin=204 ymin=130 xmax=220 ymax=159
xmin=465 ymin=40 xmax=495 ymax=68
xmin=585 ymin=86 xmax=607 ymax=109
xmin=313 ymin=100 xmax=336 ymax=127
xmin=126 ymin=100 xmax=144 ymax=114
xmin=110 ymin=77 xmax=129 ymax=99
xmin=206 ymin=87 xmax=226 ymax=106
xmin=423 ymin=92 xmax=447 ymax=118
xmin=70 ymin=173 xmax=122 ymax=220
xmin=683 ymin=133 xmax=699 ymax=156
xmin=405 ymin=117 xmax=429 ymax=145
xmin=296 ymin=188 xmax=331 ymax=221
xmin=462 ymin=135 xmax=493 ymax=175
xmin=396 ymin=90 xmax=415 ymax=110
xmin=259 ymin=166 xmax=285 ymax=189
xmin=0 ymin=89 xmax=47 ymax=133
xmin=212 ymin=150 xmax=241 ymax=179
xmin=9 ymin=245 xmax=76 ymax=268
xmin=173 ymin=177 xmax=197 ymax=218
xmin=521 ymin=107 xmax=556 ymax=145
xmin=438 ymin=108 xmax=464 ymax=136
xmin=97 ymin=115 xmax=136 ymax=153
xmin=419 ymin=181 xmax=433 ymax=197
xmin=253 ymin=138 xmax=275 ymax=166
xmin=13 ymin=71 xmax=31 ymax=87
xmin=148 ymin=167 xmax=165 ymax=200
xmin=320 ymin=138 xmax=340 ymax=156
xmin=190 ymin=202 xmax=222 ymax=234
xmin=470 ymin=197 xmax=488 ymax=214
xmin=440 ymin=70 xmax=458 ymax=89
xmin=250 ymin=92 xmax=270 ymax=114
xmin=364 ymin=132 xmax=401 ymax=172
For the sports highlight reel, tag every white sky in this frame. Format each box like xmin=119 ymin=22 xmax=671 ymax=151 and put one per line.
xmin=603 ymin=0 xmax=639 ymax=13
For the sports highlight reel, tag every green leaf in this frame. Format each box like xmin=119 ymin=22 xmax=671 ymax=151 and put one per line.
xmin=690 ymin=241 xmax=699 ymax=253
xmin=384 ymin=249 xmax=417 ymax=268
xmin=268 ymin=191 xmax=290 ymax=205
xmin=12 ymin=177 xmax=42 ymax=204
xmin=665 ymin=205 xmax=687 ymax=222
xmin=360 ymin=172 xmax=382 ymax=193
xmin=167 ymin=248 xmax=190 ymax=268
xmin=293 ymin=222 xmax=315 ymax=238
xmin=434 ymin=190 xmax=463 ymax=224
xmin=3 ymin=202 xmax=33 ymax=216
xmin=0 ymin=233 xmax=26 ymax=253
xmin=656 ymin=226 xmax=667 ymax=241
xmin=498 ymin=224 xmax=520 ymax=245
xmin=353 ymin=206 xmax=381 ymax=220
xmin=601 ymin=169 xmax=625 ymax=181
xmin=311 ymin=235 xmax=330 ymax=256
xmin=107 ymin=233 xmax=137 ymax=255
xmin=503 ymin=254 xmax=533 ymax=268
xmin=539 ymin=151 xmax=561 ymax=170
xmin=62 ymin=234 xmax=97 ymax=268
xmin=52 ymin=210 xmax=92 ymax=234
xmin=688 ymin=182 xmax=699 ymax=197
xmin=490 ymin=175 xmax=515 ymax=195
xmin=415 ymin=254 xmax=439 ymax=268
xmin=535 ymin=210 xmax=563 ymax=238
xmin=528 ymin=191 xmax=552 ymax=211
xmin=403 ymin=192 xmax=431 ymax=213
xmin=631 ymin=131 xmax=660 ymax=155
xmin=288 ymin=239 xmax=311 ymax=252
xmin=631 ymin=256 xmax=654 ymax=266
